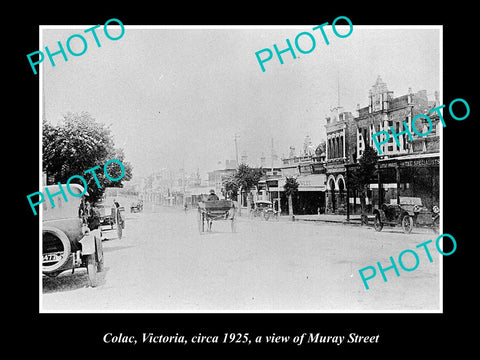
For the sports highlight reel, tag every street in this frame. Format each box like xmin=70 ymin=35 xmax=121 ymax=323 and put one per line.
xmin=42 ymin=202 xmax=441 ymax=312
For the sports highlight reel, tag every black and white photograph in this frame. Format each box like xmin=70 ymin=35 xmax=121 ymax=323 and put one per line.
xmin=15 ymin=5 xmax=477 ymax=355
xmin=38 ymin=24 xmax=442 ymax=312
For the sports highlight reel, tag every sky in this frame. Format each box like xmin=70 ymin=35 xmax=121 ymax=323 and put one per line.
xmin=41 ymin=25 xmax=440 ymax=181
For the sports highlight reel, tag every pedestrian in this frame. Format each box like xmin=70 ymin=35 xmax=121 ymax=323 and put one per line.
xmin=112 ymin=198 xmax=124 ymax=228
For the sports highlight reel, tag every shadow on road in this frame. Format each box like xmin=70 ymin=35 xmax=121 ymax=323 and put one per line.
xmin=42 ymin=267 xmax=109 ymax=294
xmin=200 ymin=230 xmax=237 ymax=235
xmin=370 ymin=228 xmax=436 ymax=235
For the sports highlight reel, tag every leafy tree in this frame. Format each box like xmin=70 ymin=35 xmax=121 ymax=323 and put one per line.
xmin=43 ymin=111 xmax=133 ymax=204
xmin=283 ymin=176 xmax=299 ymax=220
xmin=347 ymin=144 xmax=379 ymax=222
xmin=222 ymin=175 xmax=239 ymax=200
xmin=235 ymin=164 xmax=264 ymax=191
xmin=221 ymin=164 xmax=264 ymax=208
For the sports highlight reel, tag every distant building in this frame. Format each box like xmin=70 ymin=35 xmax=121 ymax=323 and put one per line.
xmin=225 ymin=160 xmax=237 ymax=169
xmin=324 ymin=109 xmax=357 ymax=214
xmin=208 ymin=161 xmax=237 ymax=196
xmin=265 ymin=135 xmax=327 ymax=215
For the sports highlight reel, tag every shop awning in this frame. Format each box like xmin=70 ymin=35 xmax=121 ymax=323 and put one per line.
xmin=269 ymin=174 xmax=326 ymax=192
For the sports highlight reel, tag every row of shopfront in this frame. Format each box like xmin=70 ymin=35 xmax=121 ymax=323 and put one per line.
xmin=252 ymin=152 xmax=440 ymax=217
xmin=141 ymin=151 xmax=439 ymax=218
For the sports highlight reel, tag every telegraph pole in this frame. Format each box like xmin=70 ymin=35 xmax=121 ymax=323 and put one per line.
xmin=271 ymin=138 xmax=274 ymax=172
xmin=234 ymin=133 xmax=240 ymax=166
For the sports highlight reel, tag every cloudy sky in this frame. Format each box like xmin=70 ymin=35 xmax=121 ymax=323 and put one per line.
xmin=41 ymin=25 xmax=440 ymax=180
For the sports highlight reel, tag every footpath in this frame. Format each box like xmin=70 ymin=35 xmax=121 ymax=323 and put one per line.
xmin=291 ymin=214 xmax=371 ymax=225
xmin=236 ymin=209 xmax=375 ymax=226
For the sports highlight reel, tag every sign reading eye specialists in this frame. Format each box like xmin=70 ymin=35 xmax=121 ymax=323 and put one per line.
xmin=26 ymin=18 xmax=125 ymax=75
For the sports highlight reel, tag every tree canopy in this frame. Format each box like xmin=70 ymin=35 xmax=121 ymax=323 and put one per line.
xmin=43 ymin=111 xmax=133 ymax=203
xmin=283 ymin=176 xmax=299 ymax=196
xmin=222 ymin=164 xmax=264 ymax=200
xmin=235 ymin=164 xmax=264 ymax=191
xmin=347 ymin=144 xmax=379 ymax=191
xmin=347 ymin=144 xmax=379 ymax=217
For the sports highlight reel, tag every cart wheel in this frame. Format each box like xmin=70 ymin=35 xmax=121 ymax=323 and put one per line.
xmin=374 ymin=214 xmax=383 ymax=232
xmin=402 ymin=214 xmax=413 ymax=234
xmin=86 ymin=254 xmax=98 ymax=287
xmin=361 ymin=214 xmax=369 ymax=226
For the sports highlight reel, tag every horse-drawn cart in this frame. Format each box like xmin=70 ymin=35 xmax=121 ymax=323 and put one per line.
xmin=197 ymin=200 xmax=236 ymax=234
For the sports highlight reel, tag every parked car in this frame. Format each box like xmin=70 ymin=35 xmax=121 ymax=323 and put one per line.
xmin=42 ymin=184 xmax=104 ymax=287
xmin=96 ymin=201 xmax=125 ymax=239
xmin=252 ymin=200 xmax=278 ymax=221
xmin=373 ymin=197 xmax=440 ymax=234
xmin=130 ymin=199 xmax=143 ymax=213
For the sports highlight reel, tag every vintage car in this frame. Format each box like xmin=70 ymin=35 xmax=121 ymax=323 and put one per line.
xmin=42 ymin=184 xmax=104 ymax=287
xmin=97 ymin=201 xmax=125 ymax=239
xmin=373 ymin=197 xmax=440 ymax=234
xmin=97 ymin=203 xmax=113 ymax=227
xmin=130 ymin=199 xmax=143 ymax=213
xmin=251 ymin=200 xmax=278 ymax=221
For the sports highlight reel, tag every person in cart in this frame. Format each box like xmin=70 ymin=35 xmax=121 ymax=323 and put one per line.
xmin=207 ymin=189 xmax=219 ymax=201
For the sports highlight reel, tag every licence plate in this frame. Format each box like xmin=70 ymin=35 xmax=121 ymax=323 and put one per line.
xmin=43 ymin=252 xmax=63 ymax=264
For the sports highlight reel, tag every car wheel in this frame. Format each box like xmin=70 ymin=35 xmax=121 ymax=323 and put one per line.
xmin=42 ymin=227 xmax=72 ymax=274
xmin=402 ymin=214 xmax=413 ymax=234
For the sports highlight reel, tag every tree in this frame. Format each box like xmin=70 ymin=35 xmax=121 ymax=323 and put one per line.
xmin=235 ymin=164 xmax=264 ymax=192
xmin=43 ymin=111 xmax=133 ymax=204
xmin=222 ymin=175 xmax=239 ymax=200
xmin=283 ymin=176 xmax=299 ymax=220
xmin=347 ymin=144 xmax=379 ymax=223
xmin=222 ymin=164 xmax=264 ymax=211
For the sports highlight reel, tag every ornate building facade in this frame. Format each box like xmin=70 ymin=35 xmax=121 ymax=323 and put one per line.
xmin=347 ymin=76 xmax=441 ymax=216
